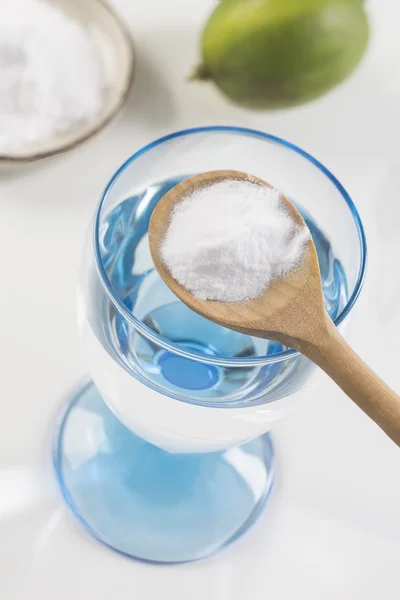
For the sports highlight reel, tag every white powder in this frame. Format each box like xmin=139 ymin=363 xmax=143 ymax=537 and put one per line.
xmin=0 ymin=0 xmax=105 ymax=152
xmin=161 ymin=179 xmax=310 ymax=303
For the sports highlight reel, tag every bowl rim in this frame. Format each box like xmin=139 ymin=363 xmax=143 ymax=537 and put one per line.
xmin=93 ymin=126 xmax=368 ymax=369
xmin=0 ymin=0 xmax=135 ymax=164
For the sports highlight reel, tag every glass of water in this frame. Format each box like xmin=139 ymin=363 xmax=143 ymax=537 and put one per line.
xmin=54 ymin=127 xmax=366 ymax=563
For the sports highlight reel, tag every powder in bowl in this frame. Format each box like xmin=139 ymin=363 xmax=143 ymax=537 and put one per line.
xmin=0 ymin=0 xmax=107 ymax=153
xmin=160 ymin=179 xmax=310 ymax=303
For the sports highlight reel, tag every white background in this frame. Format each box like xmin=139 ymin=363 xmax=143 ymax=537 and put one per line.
xmin=0 ymin=0 xmax=399 ymax=598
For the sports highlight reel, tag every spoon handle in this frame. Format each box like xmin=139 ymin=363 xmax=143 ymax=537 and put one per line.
xmin=309 ymin=317 xmax=400 ymax=446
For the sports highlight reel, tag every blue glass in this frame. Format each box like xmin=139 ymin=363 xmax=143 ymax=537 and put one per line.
xmin=54 ymin=127 xmax=366 ymax=563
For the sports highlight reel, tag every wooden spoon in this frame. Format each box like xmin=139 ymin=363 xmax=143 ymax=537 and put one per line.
xmin=149 ymin=170 xmax=400 ymax=446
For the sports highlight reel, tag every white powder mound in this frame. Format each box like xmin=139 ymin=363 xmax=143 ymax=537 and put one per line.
xmin=0 ymin=0 xmax=105 ymax=152
xmin=161 ymin=179 xmax=310 ymax=303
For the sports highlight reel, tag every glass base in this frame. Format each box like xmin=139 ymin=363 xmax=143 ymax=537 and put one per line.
xmin=53 ymin=381 xmax=274 ymax=564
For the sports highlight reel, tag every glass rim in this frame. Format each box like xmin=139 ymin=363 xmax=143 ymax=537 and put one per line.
xmin=94 ymin=125 xmax=367 ymax=367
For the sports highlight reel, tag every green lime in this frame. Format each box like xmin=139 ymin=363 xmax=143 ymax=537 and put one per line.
xmin=193 ymin=0 xmax=369 ymax=109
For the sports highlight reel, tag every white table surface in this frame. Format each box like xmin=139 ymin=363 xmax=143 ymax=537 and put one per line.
xmin=1 ymin=1 xmax=399 ymax=598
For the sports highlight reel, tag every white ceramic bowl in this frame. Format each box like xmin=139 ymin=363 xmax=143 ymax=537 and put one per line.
xmin=0 ymin=0 xmax=135 ymax=165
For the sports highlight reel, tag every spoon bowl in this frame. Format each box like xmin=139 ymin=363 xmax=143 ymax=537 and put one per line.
xmin=150 ymin=170 xmax=325 ymax=347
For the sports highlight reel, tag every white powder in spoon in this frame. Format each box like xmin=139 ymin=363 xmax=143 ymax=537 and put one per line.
xmin=160 ymin=179 xmax=310 ymax=303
